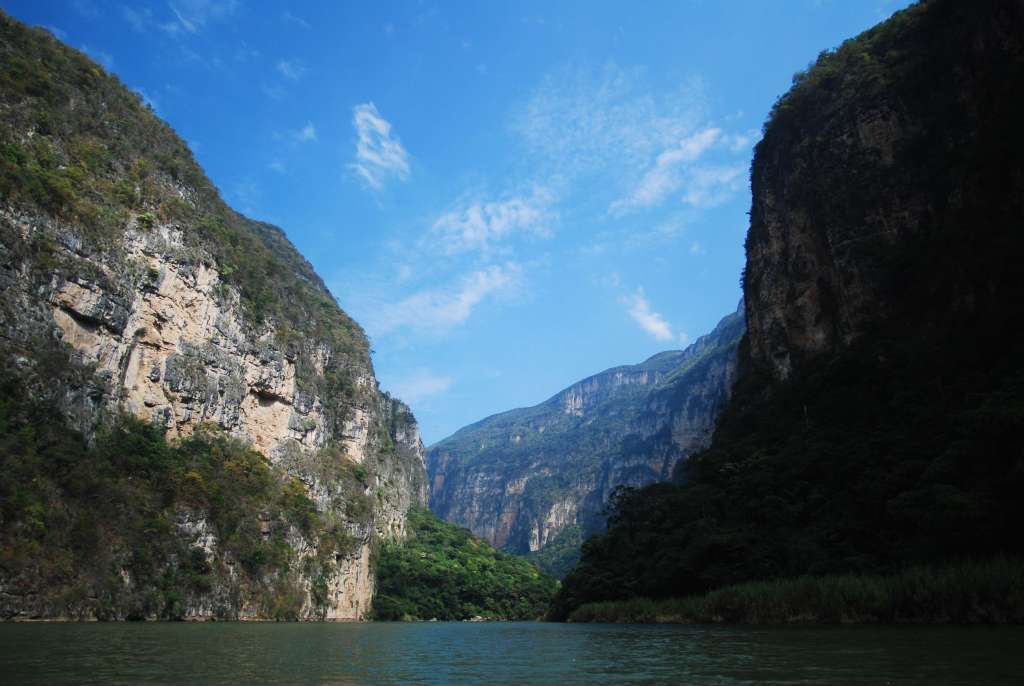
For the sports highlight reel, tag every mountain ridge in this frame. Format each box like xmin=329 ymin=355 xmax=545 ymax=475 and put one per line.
xmin=429 ymin=302 xmax=745 ymax=452
xmin=427 ymin=303 xmax=744 ymax=574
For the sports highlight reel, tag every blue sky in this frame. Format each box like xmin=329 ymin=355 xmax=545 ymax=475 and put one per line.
xmin=4 ymin=0 xmax=911 ymax=444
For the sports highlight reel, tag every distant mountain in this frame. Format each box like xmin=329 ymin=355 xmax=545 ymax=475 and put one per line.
xmin=427 ymin=304 xmax=744 ymax=576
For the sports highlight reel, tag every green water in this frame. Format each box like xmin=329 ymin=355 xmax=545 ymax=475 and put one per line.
xmin=0 ymin=622 xmax=1021 ymax=684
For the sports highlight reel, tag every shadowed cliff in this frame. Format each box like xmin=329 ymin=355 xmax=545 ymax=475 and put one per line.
xmin=552 ymin=0 xmax=1024 ymax=620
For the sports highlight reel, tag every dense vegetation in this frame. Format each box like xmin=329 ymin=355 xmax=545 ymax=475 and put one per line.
xmin=568 ymin=558 xmax=1024 ymax=624
xmin=551 ymin=0 xmax=1024 ymax=621
xmin=527 ymin=525 xmax=583 ymax=579
xmin=0 ymin=350 xmax=368 ymax=620
xmin=372 ymin=508 xmax=557 ymax=621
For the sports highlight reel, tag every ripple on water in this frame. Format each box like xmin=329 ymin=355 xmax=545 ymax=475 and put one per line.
xmin=0 ymin=622 xmax=1022 ymax=685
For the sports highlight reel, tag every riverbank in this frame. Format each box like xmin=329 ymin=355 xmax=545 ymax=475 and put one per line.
xmin=567 ymin=558 xmax=1024 ymax=624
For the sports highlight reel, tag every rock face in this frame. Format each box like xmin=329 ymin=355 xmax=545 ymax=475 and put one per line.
xmin=0 ymin=14 xmax=426 ymax=620
xmin=744 ymin=0 xmax=1024 ymax=381
xmin=427 ymin=305 xmax=744 ymax=566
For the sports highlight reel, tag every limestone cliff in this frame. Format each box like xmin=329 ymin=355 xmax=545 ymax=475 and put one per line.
xmin=0 ymin=13 xmax=426 ymax=620
xmin=427 ymin=306 xmax=743 ymax=574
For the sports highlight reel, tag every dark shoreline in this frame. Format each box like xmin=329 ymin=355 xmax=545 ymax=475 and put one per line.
xmin=566 ymin=558 xmax=1024 ymax=625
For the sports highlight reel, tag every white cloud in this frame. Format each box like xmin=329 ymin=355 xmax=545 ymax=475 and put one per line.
xmin=514 ymin=63 xmax=707 ymax=179
xmin=609 ymin=128 xmax=721 ymax=215
xmin=292 ymin=121 xmax=317 ymax=143
xmin=681 ymin=164 xmax=746 ymax=208
xmin=122 ymin=6 xmax=151 ymax=32
xmin=281 ymin=11 xmax=311 ymax=30
xmin=621 ymin=288 xmax=675 ymax=342
xmin=122 ymin=1 xmax=237 ymax=38
xmin=367 ymin=264 xmax=521 ymax=336
xmin=349 ymin=103 xmax=411 ymax=191
xmin=723 ymin=131 xmax=756 ymax=152
xmin=517 ymin=64 xmax=750 ymax=222
xmin=430 ymin=188 xmax=555 ymax=256
xmin=268 ymin=160 xmax=286 ymax=174
xmin=262 ymin=83 xmax=286 ymax=100
xmin=388 ymin=370 xmax=454 ymax=404
xmin=165 ymin=0 xmax=237 ymax=34
xmin=689 ymin=241 xmax=706 ymax=256
xmin=276 ymin=59 xmax=306 ymax=81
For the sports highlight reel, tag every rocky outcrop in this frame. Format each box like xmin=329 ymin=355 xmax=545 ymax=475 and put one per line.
xmin=744 ymin=0 xmax=1024 ymax=381
xmin=427 ymin=305 xmax=744 ymax=566
xmin=0 ymin=14 xmax=426 ymax=620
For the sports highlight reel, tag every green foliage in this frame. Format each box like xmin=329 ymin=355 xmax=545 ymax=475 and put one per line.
xmin=0 ymin=356 xmax=346 ymax=620
xmin=372 ymin=508 xmax=557 ymax=621
xmin=568 ymin=558 xmax=1024 ymax=624
xmin=527 ymin=525 xmax=583 ymax=580
xmin=551 ymin=342 xmax=1024 ymax=619
xmin=762 ymin=1 xmax=929 ymax=138
xmin=0 ymin=10 xmax=369 ymax=374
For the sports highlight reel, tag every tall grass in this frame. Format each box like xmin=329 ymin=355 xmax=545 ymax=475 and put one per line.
xmin=567 ymin=558 xmax=1024 ymax=624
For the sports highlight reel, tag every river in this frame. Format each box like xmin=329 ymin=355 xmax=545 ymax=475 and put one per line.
xmin=1 ymin=622 xmax=1021 ymax=684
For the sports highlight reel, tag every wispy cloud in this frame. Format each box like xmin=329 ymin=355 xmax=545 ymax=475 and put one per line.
xmin=689 ymin=241 xmax=706 ymax=256
xmin=166 ymin=0 xmax=238 ymax=35
xmin=609 ymin=128 xmax=721 ymax=216
xmin=681 ymin=164 xmax=746 ymax=208
xmin=430 ymin=187 xmax=555 ymax=256
xmin=388 ymin=370 xmax=454 ymax=404
xmin=514 ymin=63 xmax=707 ymax=179
xmin=516 ymin=63 xmax=752 ymax=221
xmin=276 ymin=59 xmax=306 ymax=81
xmin=122 ymin=1 xmax=238 ymax=38
xmin=122 ymin=6 xmax=151 ymax=32
xmin=281 ymin=11 xmax=311 ymax=30
xmin=366 ymin=264 xmax=521 ymax=336
xmin=621 ymin=288 xmax=677 ymax=342
xmin=350 ymin=103 xmax=411 ymax=191
xmin=262 ymin=83 xmax=286 ymax=100
xmin=291 ymin=121 xmax=317 ymax=143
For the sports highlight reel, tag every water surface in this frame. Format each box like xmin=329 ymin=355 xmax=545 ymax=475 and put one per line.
xmin=1 ymin=622 xmax=1021 ymax=684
